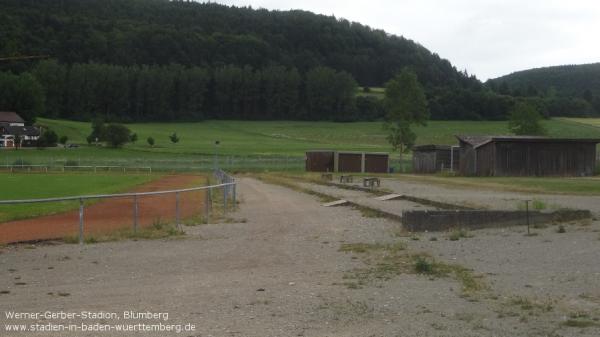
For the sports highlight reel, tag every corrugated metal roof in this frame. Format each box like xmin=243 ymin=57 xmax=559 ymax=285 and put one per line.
xmin=413 ymin=144 xmax=452 ymax=151
xmin=456 ymin=135 xmax=600 ymax=149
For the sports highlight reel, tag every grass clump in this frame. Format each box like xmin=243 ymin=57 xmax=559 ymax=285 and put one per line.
xmin=64 ymin=218 xmax=184 ymax=244
xmin=339 ymin=242 xmax=405 ymax=254
xmin=448 ymin=228 xmax=472 ymax=241
xmin=532 ymin=199 xmax=547 ymax=210
xmin=562 ymin=320 xmax=599 ymax=328
xmin=339 ymin=241 xmax=484 ymax=293
xmin=414 ymin=256 xmax=434 ymax=274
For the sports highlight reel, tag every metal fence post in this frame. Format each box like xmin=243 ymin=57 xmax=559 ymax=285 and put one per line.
xmin=175 ymin=191 xmax=181 ymax=229
xmin=223 ymin=186 xmax=228 ymax=211
xmin=525 ymin=200 xmax=531 ymax=235
xmin=78 ymin=198 xmax=84 ymax=245
xmin=205 ymin=188 xmax=210 ymax=223
xmin=133 ymin=194 xmax=139 ymax=233
xmin=232 ymin=184 xmax=236 ymax=208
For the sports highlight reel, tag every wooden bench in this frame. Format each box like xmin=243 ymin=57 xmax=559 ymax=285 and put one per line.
xmin=363 ymin=177 xmax=380 ymax=188
xmin=339 ymin=175 xmax=353 ymax=183
xmin=321 ymin=173 xmax=333 ymax=181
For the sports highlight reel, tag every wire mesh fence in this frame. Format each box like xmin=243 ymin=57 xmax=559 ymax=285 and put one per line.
xmin=0 ymin=171 xmax=236 ymax=245
xmin=0 ymin=155 xmax=306 ymax=172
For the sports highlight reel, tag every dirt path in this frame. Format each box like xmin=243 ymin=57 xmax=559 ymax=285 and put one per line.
xmin=1 ymin=177 xmax=599 ymax=336
xmin=0 ymin=175 xmax=205 ymax=244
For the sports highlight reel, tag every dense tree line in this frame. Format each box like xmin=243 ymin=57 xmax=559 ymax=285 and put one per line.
xmin=0 ymin=71 xmax=44 ymax=124
xmin=1 ymin=0 xmax=580 ymax=121
xmin=9 ymin=60 xmax=357 ymax=122
xmin=487 ymin=63 xmax=600 ymax=117
xmin=0 ymin=0 xmax=475 ymax=89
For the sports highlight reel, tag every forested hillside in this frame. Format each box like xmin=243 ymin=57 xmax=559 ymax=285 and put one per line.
xmin=487 ymin=63 xmax=600 ymax=117
xmin=0 ymin=0 xmax=516 ymax=122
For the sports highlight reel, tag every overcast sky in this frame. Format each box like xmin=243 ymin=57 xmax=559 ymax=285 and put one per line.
xmin=210 ymin=0 xmax=600 ymax=80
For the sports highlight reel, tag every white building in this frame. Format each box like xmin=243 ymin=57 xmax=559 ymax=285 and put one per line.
xmin=0 ymin=111 xmax=40 ymax=148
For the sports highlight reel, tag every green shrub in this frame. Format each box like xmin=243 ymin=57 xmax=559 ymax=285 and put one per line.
xmin=414 ymin=256 xmax=434 ymax=274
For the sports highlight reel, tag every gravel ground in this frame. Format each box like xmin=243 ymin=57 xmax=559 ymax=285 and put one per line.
xmin=1 ymin=177 xmax=599 ymax=336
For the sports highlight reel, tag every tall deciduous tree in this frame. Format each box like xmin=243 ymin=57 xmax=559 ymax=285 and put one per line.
xmin=508 ymin=102 xmax=546 ymax=135
xmin=383 ymin=69 xmax=429 ymax=171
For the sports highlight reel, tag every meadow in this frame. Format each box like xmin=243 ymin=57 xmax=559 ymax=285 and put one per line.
xmin=560 ymin=117 xmax=600 ymax=128
xmin=0 ymin=173 xmax=159 ymax=222
xmin=23 ymin=117 xmax=600 ymax=156
xmin=0 ymin=117 xmax=598 ymax=173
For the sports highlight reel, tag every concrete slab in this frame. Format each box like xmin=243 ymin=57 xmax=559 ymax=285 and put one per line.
xmin=374 ymin=194 xmax=403 ymax=201
xmin=322 ymin=199 xmax=350 ymax=207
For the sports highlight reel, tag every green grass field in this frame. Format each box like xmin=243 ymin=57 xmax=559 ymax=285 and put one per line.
xmin=0 ymin=173 xmax=159 ymax=222
xmin=1 ymin=117 xmax=598 ymax=172
xmin=357 ymin=87 xmax=385 ymax=98
xmin=559 ymin=117 xmax=600 ymax=128
xmin=31 ymin=117 xmax=600 ymax=156
xmin=390 ymin=174 xmax=600 ymax=195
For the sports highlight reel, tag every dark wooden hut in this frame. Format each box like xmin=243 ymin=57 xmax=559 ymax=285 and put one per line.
xmin=457 ymin=135 xmax=600 ymax=176
xmin=305 ymin=151 xmax=389 ymax=173
xmin=305 ymin=150 xmax=335 ymax=172
xmin=412 ymin=145 xmax=459 ymax=173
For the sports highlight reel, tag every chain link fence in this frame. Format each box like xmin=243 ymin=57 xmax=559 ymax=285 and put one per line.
xmin=0 ymin=171 xmax=236 ymax=245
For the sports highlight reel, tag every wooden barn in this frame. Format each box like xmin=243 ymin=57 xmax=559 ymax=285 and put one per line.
xmin=412 ymin=145 xmax=459 ymax=173
xmin=305 ymin=151 xmax=389 ymax=173
xmin=456 ymin=135 xmax=600 ymax=176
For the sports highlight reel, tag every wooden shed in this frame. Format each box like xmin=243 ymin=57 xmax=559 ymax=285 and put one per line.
xmin=364 ymin=153 xmax=390 ymax=173
xmin=305 ymin=150 xmax=389 ymax=173
xmin=305 ymin=150 xmax=335 ymax=172
xmin=337 ymin=152 xmax=362 ymax=173
xmin=457 ymin=135 xmax=600 ymax=176
xmin=412 ymin=145 xmax=459 ymax=173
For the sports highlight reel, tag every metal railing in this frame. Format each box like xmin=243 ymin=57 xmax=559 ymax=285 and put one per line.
xmin=0 ymin=164 xmax=152 ymax=173
xmin=214 ymin=169 xmax=236 ymax=210
xmin=0 ymin=171 xmax=236 ymax=244
xmin=0 ymin=155 xmax=307 ymax=172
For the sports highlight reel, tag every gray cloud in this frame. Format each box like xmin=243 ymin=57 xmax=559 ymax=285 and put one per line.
xmin=209 ymin=0 xmax=600 ymax=80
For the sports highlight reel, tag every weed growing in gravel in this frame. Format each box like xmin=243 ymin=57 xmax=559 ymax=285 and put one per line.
xmin=339 ymin=242 xmax=484 ymax=292
xmin=508 ymin=297 xmax=554 ymax=313
xmin=339 ymin=242 xmax=405 ymax=254
xmin=354 ymin=205 xmax=386 ymax=219
xmin=414 ymin=256 xmax=434 ymax=273
xmin=517 ymin=199 xmax=547 ymax=211
xmin=532 ymin=199 xmax=547 ymax=210
xmin=565 ymin=311 xmax=600 ymax=327
xmin=448 ymin=228 xmax=472 ymax=241
xmin=63 ymin=222 xmax=184 ymax=244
